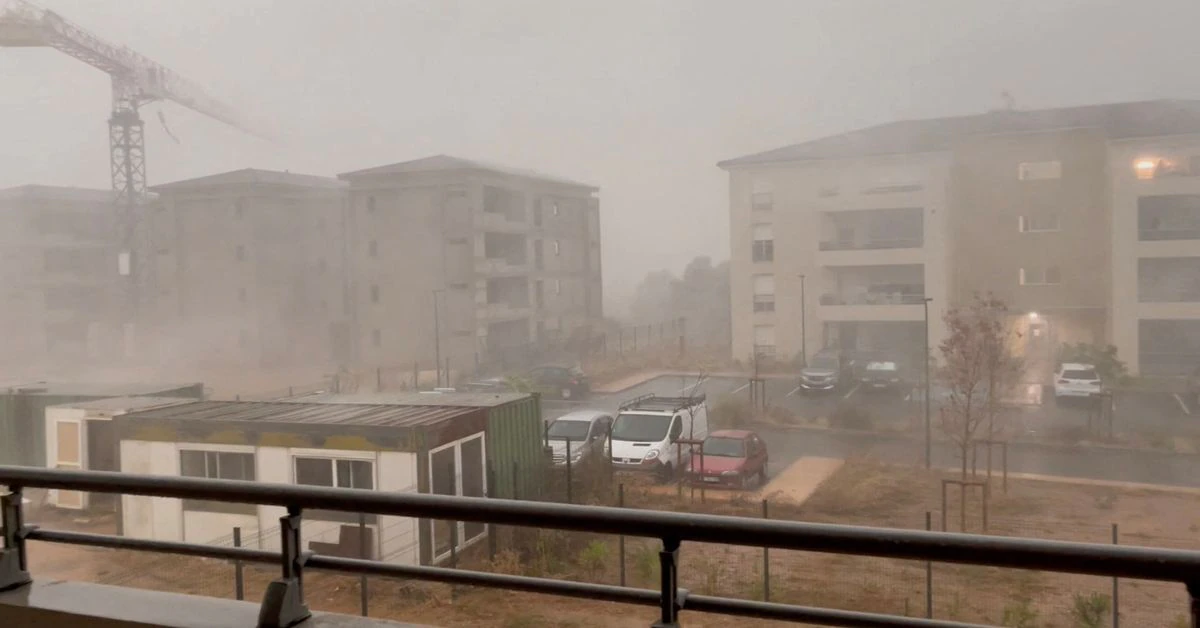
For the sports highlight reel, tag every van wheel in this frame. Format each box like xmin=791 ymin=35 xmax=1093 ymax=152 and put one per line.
xmin=560 ymin=387 xmax=573 ymax=400
xmin=657 ymin=463 xmax=674 ymax=484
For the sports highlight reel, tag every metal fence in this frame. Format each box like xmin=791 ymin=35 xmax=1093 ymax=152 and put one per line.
xmin=6 ymin=466 xmax=1200 ymax=628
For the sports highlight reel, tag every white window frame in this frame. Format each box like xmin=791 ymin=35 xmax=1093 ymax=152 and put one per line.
xmin=751 ymin=191 xmax=774 ymax=211
xmin=1018 ymin=160 xmax=1062 ymax=181
xmin=555 ymin=279 xmax=562 ymax=295
xmin=427 ymin=433 xmax=488 ymax=562
xmin=553 ymin=240 xmax=561 ymax=256
xmin=290 ymin=449 xmax=377 ymax=488
xmin=1019 ymin=267 xmax=1062 ymax=286
xmin=1018 ymin=214 xmax=1060 ymax=233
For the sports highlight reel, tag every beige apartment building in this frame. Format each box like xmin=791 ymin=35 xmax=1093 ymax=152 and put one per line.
xmin=0 ymin=185 xmax=119 ymax=369
xmin=146 ymin=169 xmax=350 ymax=368
xmin=721 ymin=100 xmax=1200 ymax=377
xmin=337 ymin=155 xmax=602 ymax=373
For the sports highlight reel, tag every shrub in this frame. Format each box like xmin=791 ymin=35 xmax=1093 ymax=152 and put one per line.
xmin=829 ymin=402 xmax=872 ymax=430
xmin=576 ymin=540 xmax=609 ymax=579
xmin=1069 ymin=592 xmax=1111 ymax=628
xmin=711 ymin=395 xmax=754 ymax=428
xmin=1001 ymin=596 xmax=1039 ymax=627
xmin=1058 ymin=343 xmax=1128 ymax=386
xmin=632 ymin=544 xmax=659 ymax=586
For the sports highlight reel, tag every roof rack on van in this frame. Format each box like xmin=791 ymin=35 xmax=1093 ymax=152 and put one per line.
xmin=618 ymin=394 xmax=706 ymax=413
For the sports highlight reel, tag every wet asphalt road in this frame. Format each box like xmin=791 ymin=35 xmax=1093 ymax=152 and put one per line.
xmin=542 ymin=375 xmax=1200 ymax=489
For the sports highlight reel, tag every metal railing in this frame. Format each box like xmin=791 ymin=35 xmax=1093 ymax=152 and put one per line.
xmin=4 ymin=466 xmax=1200 ymax=628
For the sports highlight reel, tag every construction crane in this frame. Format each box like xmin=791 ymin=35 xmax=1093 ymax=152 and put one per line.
xmin=0 ymin=0 xmax=270 ymax=354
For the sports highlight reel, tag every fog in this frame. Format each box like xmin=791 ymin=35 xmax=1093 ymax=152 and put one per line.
xmin=4 ymin=0 xmax=1200 ymax=313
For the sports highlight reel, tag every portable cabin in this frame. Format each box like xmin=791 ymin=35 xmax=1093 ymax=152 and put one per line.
xmin=0 ymin=381 xmax=205 ymax=467
xmin=115 ymin=391 xmax=542 ymax=566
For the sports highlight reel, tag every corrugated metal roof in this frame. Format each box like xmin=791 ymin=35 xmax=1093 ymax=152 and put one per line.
xmin=121 ymin=400 xmax=479 ymax=428
xmin=718 ymin=99 xmax=1200 ymax=167
xmin=337 ymin=154 xmax=598 ymax=190
xmin=296 ymin=391 xmax=531 ymax=408
xmin=49 ymin=396 xmax=193 ymax=413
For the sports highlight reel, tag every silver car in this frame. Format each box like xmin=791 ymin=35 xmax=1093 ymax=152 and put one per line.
xmin=546 ymin=410 xmax=613 ymax=467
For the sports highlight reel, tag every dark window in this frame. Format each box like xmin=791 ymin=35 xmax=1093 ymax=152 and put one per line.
xmin=371 ymin=284 xmax=380 ymax=303
xmin=368 ymin=240 xmax=378 ymax=258
xmin=295 ymin=457 xmax=375 ymax=523
xmin=751 ymin=192 xmax=773 ymax=210
xmin=752 ymin=239 xmax=774 ymax=262
xmin=366 ymin=195 xmax=376 ymax=212
xmin=238 ymin=287 xmax=247 ymax=304
xmin=753 ymin=295 xmax=775 ymax=312
xmin=371 ymin=329 xmax=381 ymax=347
xmin=236 ymin=245 xmax=245 ymax=262
xmin=234 ymin=199 xmax=244 ymax=217
xmin=180 ymin=450 xmax=256 ymax=514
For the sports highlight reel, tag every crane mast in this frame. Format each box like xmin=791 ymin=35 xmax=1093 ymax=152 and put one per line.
xmin=0 ymin=0 xmax=269 ymax=356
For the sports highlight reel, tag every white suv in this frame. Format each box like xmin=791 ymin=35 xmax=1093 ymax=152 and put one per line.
xmin=1053 ymin=362 xmax=1102 ymax=402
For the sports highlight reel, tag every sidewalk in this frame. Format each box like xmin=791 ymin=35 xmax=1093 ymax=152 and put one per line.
xmin=592 ymin=369 xmax=796 ymax=394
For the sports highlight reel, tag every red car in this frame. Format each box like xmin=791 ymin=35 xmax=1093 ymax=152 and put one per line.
xmin=686 ymin=430 xmax=769 ymax=489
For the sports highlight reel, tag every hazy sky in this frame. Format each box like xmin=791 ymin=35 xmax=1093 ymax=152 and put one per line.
xmin=4 ymin=0 xmax=1200 ymax=314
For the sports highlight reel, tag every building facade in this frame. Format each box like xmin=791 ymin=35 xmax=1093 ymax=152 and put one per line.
xmin=0 ymin=185 xmax=120 ymax=369
xmin=721 ymin=100 xmax=1200 ymax=377
xmin=146 ymin=169 xmax=350 ymax=368
xmin=337 ymin=155 xmax=602 ymax=373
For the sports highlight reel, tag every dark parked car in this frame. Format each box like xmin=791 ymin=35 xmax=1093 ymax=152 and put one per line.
xmin=685 ymin=430 xmax=769 ymax=489
xmin=464 ymin=365 xmax=590 ymax=400
xmin=860 ymin=358 xmax=904 ymax=393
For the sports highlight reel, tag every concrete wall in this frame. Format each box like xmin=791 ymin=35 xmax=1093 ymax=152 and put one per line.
xmin=726 ymin=153 xmax=951 ymax=364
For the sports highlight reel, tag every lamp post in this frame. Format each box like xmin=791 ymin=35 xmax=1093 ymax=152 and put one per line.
xmin=923 ymin=297 xmax=933 ymax=470
xmin=798 ymin=274 xmax=807 ymax=367
xmin=433 ymin=289 xmax=445 ymax=388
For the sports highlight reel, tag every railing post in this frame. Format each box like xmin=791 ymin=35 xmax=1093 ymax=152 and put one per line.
xmin=1111 ymin=523 xmax=1119 ymax=628
xmin=487 ymin=462 xmax=498 ymax=561
xmin=651 ymin=537 xmax=685 ymax=628
xmin=761 ymin=500 xmax=770 ymax=602
xmin=257 ymin=506 xmax=310 ymax=628
xmin=233 ymin=526 xmax=245 ymax=601
xmin=359 ymin=513 xmax=369 ymax=617
xmin=618 ymin=483 xmax=626 ymax=587
xmin=1187 ymin=581 xmax=1200 ymax=628
xmin=565 ymin=437 xmax=574 ymax=504
xmin=925 ymin=511 xmax=933 ymax=619
xmin=0 ymin=486 xmax=31 ymax=591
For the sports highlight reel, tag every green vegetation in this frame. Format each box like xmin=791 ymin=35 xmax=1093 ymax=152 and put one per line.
xmin=1058 ymin=343 xmax=1129 ymax=386
xmin=1069 ymin=592 xmax=1111 ymax=628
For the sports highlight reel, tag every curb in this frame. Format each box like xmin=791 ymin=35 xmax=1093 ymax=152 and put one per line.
xmin=745 ymin=421 xmax=1200 ymax=457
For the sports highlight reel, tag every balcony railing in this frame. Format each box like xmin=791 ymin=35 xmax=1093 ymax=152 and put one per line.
xmin=5 ymin=466 xmax=1200 ymax=628
xmin=818 ymin=237 xmax=923 ymax=251
xmin=1140 ymin=228 xmax=1200 ymax=241
xmin=820 ymin=291 xmax=926 ymax=306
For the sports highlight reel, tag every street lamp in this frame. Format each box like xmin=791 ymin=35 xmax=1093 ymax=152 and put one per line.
xmin=798 ymin=274 xmax=807 ymax=367
xmin=923 ymin=297 xmax=933 ymax=470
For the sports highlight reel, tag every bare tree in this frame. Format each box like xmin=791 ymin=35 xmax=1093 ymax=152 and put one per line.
xmin=938 ymin=293 xmax=1023 ymax=478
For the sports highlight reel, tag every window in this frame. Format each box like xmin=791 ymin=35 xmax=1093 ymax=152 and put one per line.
xmin=535 ymin=280 xmax=545 ymax=308
xmin=368 ymin=240 xmax=378 ymax=258
xmin=553 ymin=240 xmax=561 ymax=256
xmin=753 ymin=274 xmax=775 ymax=313
xmin=233 ymin=199 xmax=245 ymax=217
xmin=818 ymin=186 xmax=840 ymax=198
xmin=429 ymin=435 xmax=487 ymax=559
xmin=752 ymin=224 xmax=774 ymax=262
xmin=366 ymin=195 xmax=376 ymax=212
xmin=1018 ymin=213 xmax=1060 ymax=233
xmin=553 ymin=201 xmax=560 ymax=216
xmin=316 ymin=258 xmax=327 ymax=273
xmin=751 ymin=192 xmax=774 ymax=211
xmin=753 ymin=324 xmax=776 ymax=357
xmin=1019 ymin=267 xmax=1062 ymax=286
xmin=1018 ymin=161 xmax=1062 ymax=181
xmin=238 ymin=287 xmax=247 ymax=304
xmin=370 ymin=284 xmax=380 ymax=303
xmin=555 ymin=279 xmax=562 ymax=295
xmin=294 ymin=456 xmax=375 ymax=523
xmin=371 ymin=329 xmax=381 ymax=347
xmin=449 ymin=282 xmax=469 ymax=290
xmin=180 ymin=450 xmax=255 ymax=514
xmin=236 ymin=245 xmax=245 ymax=262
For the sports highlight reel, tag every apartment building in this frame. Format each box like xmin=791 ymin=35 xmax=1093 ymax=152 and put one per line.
xmin=337 ymin=155 xmax=602 ymax=372
xmin=720 ymin=100 xmax=1200 ymax=377
xmin=0 ymin=185 xmax=119 ymax=368
xmin=146 ymin=169 xmax=350 ymax=368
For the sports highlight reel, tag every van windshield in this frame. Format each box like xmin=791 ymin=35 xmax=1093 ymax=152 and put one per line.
xmin=611 ymin=413 xmax=673 ymax=442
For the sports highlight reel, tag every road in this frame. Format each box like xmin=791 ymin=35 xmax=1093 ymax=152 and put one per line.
xmin=543 ymin=374 xmax=1200 ymax=489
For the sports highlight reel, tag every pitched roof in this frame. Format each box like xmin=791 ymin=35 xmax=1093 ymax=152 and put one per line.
xmin=338 ymin=154 xmax=597 ymax=190
xmin=718 ymin=100 xmax=1200 ymax=168
xmin=150 ymin=168 xmax=345 ymax=192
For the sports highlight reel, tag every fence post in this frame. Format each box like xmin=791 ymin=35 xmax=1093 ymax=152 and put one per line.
xmin=633 ymin=326 xmax=638 ymax=352
xmin=358 ymin=513 xmax=369 ymax=616
xmin=1112 ymin=522 xmax=1119 ymax=628
xmin=925 ymin=511 xmax=933 ymax=618
xmin=618 ymin=484 xmax=626 ymax=587
xmin=762 ymin=500 xmax=770 ymax=602
xmin=233 ymin=526 xmax=244 ymax=601
xmin=448 ymin=462 xmax=459 ymax=603
xmin=376 ymin=367 xmax=382 ymax=392
xmin=288 ymin=386 xmax=294 ymax=398
xmin=413 ymin=362 xmax=419 ymax=390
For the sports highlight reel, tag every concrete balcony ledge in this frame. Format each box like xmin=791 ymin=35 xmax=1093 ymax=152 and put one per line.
xmin=0 ymin=580 xmax=431 ymax=628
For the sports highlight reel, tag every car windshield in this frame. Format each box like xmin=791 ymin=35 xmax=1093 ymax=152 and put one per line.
xmin=1063 ymin=369 xmax=1098 ymax=380
xmin=810 ymin=356 xmax=838 ymax=370
xmin=867 ymin=361 xmax=897 ymax=372
xmin=702 ymin=437 xmax=745 ymax=457
xmin=611 ymin=413 xmax=673 ymax=442
xmin=547 ymin=419 xmax=590 ymax=440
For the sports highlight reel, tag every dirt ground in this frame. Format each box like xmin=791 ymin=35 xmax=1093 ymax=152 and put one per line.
xmin=21 ymin=458 xmax=1200 ymax=627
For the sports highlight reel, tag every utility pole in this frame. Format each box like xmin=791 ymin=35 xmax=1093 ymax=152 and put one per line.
xmin=433 ymin=289 xmax=444 ymax=388
xmin=923 ymin=297 xmax=933 ymax=469
xmin=798 ymin=274 xmax=807 ymax=367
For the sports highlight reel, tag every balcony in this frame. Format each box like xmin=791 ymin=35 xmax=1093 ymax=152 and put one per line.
xmin=476 ymin=210 xmax=527 ymax=233
xmin=818 ymin=287 xmax=927 ymax=322
xmin=475 ymin=257 xmax=529 ymax=275
xmin=4 ymin=466 xmax=1200 ymax=627
xmin=818 ymin=237 xmax=923 ymax=252
xmin=479 ymin=301 xmax=532 ymax=321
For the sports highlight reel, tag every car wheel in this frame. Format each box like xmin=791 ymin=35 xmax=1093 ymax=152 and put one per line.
xmin=657 ymin=463 xmax=674 ymax=484
xmin=560 ymin=387 xmax=573 ymax=400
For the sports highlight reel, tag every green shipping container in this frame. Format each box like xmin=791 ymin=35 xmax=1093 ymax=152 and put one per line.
xmin=0 ymin=381 xmax=204 ymax=467
xmin=483 ymin=393 xmax=546 ymax=500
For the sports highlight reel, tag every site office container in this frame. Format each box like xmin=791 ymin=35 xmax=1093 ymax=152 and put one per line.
xmin=0 ymin=382 xmax=205 ymax=467
xmin=113 ymin=392 xmax=544 ymax=566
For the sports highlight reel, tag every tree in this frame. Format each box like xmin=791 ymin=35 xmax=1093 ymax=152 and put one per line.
xmin=1058 ymin=342 xmax=1128 ymax=385
xmin=938 ymin=293 xmax=1024 ymax=478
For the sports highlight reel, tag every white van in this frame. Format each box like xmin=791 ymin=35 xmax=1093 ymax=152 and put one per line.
xmin=608 ymin=394 xmax=709 ymax=482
